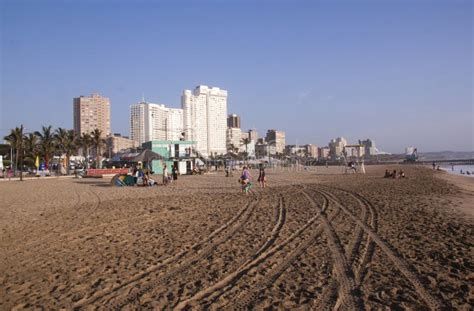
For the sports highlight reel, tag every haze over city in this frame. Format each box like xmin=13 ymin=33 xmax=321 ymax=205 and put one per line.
xmin=1 ymin=0 xmax=472 ymax=153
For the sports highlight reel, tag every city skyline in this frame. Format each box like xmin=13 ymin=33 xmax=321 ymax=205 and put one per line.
xmin=1 ymin=0 xmax=472 ymax=153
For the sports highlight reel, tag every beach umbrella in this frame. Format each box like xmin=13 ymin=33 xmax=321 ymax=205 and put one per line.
xmin=131 ymin=150 xmax=166 ymax=172
xmin=35 ymin=155 xmax=39 ymax=170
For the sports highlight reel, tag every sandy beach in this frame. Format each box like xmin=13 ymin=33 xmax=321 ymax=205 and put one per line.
xmin=0 ymin=165 xmax=472 ymax=309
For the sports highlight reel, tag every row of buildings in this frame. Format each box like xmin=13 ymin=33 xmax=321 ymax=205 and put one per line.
xmin=72 ymin=86 xmax=282 ymax=159
xmin=128 ymin=85 xmax=230 ymax=156
xmin=72 ymin=87 xmax=378 ymax=162
xmin=282 ymin=137 xmax=378 ymax=160
xmin=72 ymin=86 xmax=226 ymax=157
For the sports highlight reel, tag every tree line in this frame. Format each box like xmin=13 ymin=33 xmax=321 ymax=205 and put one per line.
xmin=3 ymin=125 xmax=106 ymax=175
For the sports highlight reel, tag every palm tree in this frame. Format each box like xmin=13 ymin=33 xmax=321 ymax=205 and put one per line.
xmin=79 ymin=133 xmax=92 ymax=168
xmin=35 ymin=125 xmax=55 ymax=169
xmin=55 ymin=128 xmax=77 ymax=175
xmin=23 ymin=133 xmax=39 ymax=168
xmin=4 ymin=127 xmax=23 ymax=174
xmin=229 ymin=144 xmax=239 ymax=154
xmin=241 ymin=138 xmax=250 ymax=163
xmin=90 ymin=129 xmax=105 ymax=168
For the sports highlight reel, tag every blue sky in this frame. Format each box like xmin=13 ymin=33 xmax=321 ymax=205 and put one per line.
xmin=1 ymin=0 xmax=472 ymax=153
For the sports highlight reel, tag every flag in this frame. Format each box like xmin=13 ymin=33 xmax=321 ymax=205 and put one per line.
xmin=35 ymin=155 xmax=39 ymax=169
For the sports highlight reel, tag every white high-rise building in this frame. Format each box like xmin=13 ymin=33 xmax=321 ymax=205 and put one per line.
xmin=181 ymin=85 xmax=228 ymax=156
xmin=130 ymin=101 xmax=183 ymax=144
xmin=130 ymin=103 xmax=147 ymax=144
xmin=166 ymin=108 xmax=184 ymax=141
xmin=147 ymin=103 xmax=168 ymax=141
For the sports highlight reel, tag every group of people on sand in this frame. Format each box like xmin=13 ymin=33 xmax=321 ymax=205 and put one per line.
xmin=132 ymin=166 xmax=157 ymax=186
xmin=384 ymin=169 xmax=405 ymax=179
xmin=161 ymin=164 xmax=179 ymax=186
xmin=238 ymin=164 xmax=267 ymax=194
xmin=130 ymin=163 xmax=178 ymax=187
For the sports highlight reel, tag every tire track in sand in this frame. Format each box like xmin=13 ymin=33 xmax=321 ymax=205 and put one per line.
xmin=342 ymin=189 xmax=377 ymax=286
xmin=301 ymin=188 xmax=360 ymax=310
xmin=318 ymin=186 xmax=444 ymax=310
xmin=225 ymin=187 xmax=341 ymax=310
xmin=313 ymin=186 xmax=376 ymax=310
xmin=73 ymin=194 xmax=261 ymax=309
xmin=173 ymin=193 xmax=287 ymax=309
xmin=104 ymin=196 xmax=261 ymax=309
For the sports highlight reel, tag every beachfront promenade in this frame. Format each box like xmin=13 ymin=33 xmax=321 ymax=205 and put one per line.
xmin=0 ymin=165 xmax=472 ymax=309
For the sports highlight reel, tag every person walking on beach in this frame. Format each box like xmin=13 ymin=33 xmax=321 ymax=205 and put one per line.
xmin=241 ymin=166 xmax=251 ymax=183
xmin=258 ymin=164 xmax=266 ymax=188
xmin=7 ymin=166 xmax=12 ymax=181
xmin=432 ymin=162 xmax=436 ymax=170
xmin=240 ymin=166 xmax=252 ymax=194
xmin=132 ymin=166 xmax=138 ymax=185
xmin=172 ymin=165 xmax=178 ymax=183
xmin=163 ymin=164 xmax=169 ymax=185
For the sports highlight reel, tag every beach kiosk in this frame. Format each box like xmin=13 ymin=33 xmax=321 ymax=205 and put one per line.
xmin=141 ymin=140 xmax=198 ymax=174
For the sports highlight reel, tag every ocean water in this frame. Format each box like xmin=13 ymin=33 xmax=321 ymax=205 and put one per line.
xmin=439 ymin=165 xmax=474 ymax=178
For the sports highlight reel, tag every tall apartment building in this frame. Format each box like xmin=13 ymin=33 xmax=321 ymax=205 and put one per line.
xmin=248 ymin=129 xmax=258 ymax=142
xmin=318 ymin=147 xmax=330 ymax=159
xmin=130 ymin=101 xmax=183 ymax=144
xmin=181 ymin=85 xmax=228 ymax=156
xmin=167 ymin=108 xmax=184 ymax=141
xmin=329 ymin=137 xmax=347 ymax=159
xmin=73 ymin=93 xmax=111 ymax=137
xmin=344 ymin=145 xmax=365 ymax=158
xmin=265 ymin=129 xmax=286 ymax=154
xmin=130 ymin=103 xmax=146 ymax=144
xmin=359 ymin=139 xmax=377 ymax=156
xmin=306 ymin=144 xmax=318 ymax=158
xmin=227 ymin=114 xmax=241 ymax=128
xmin=226 ymin=127 xmax=242 ymax=152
